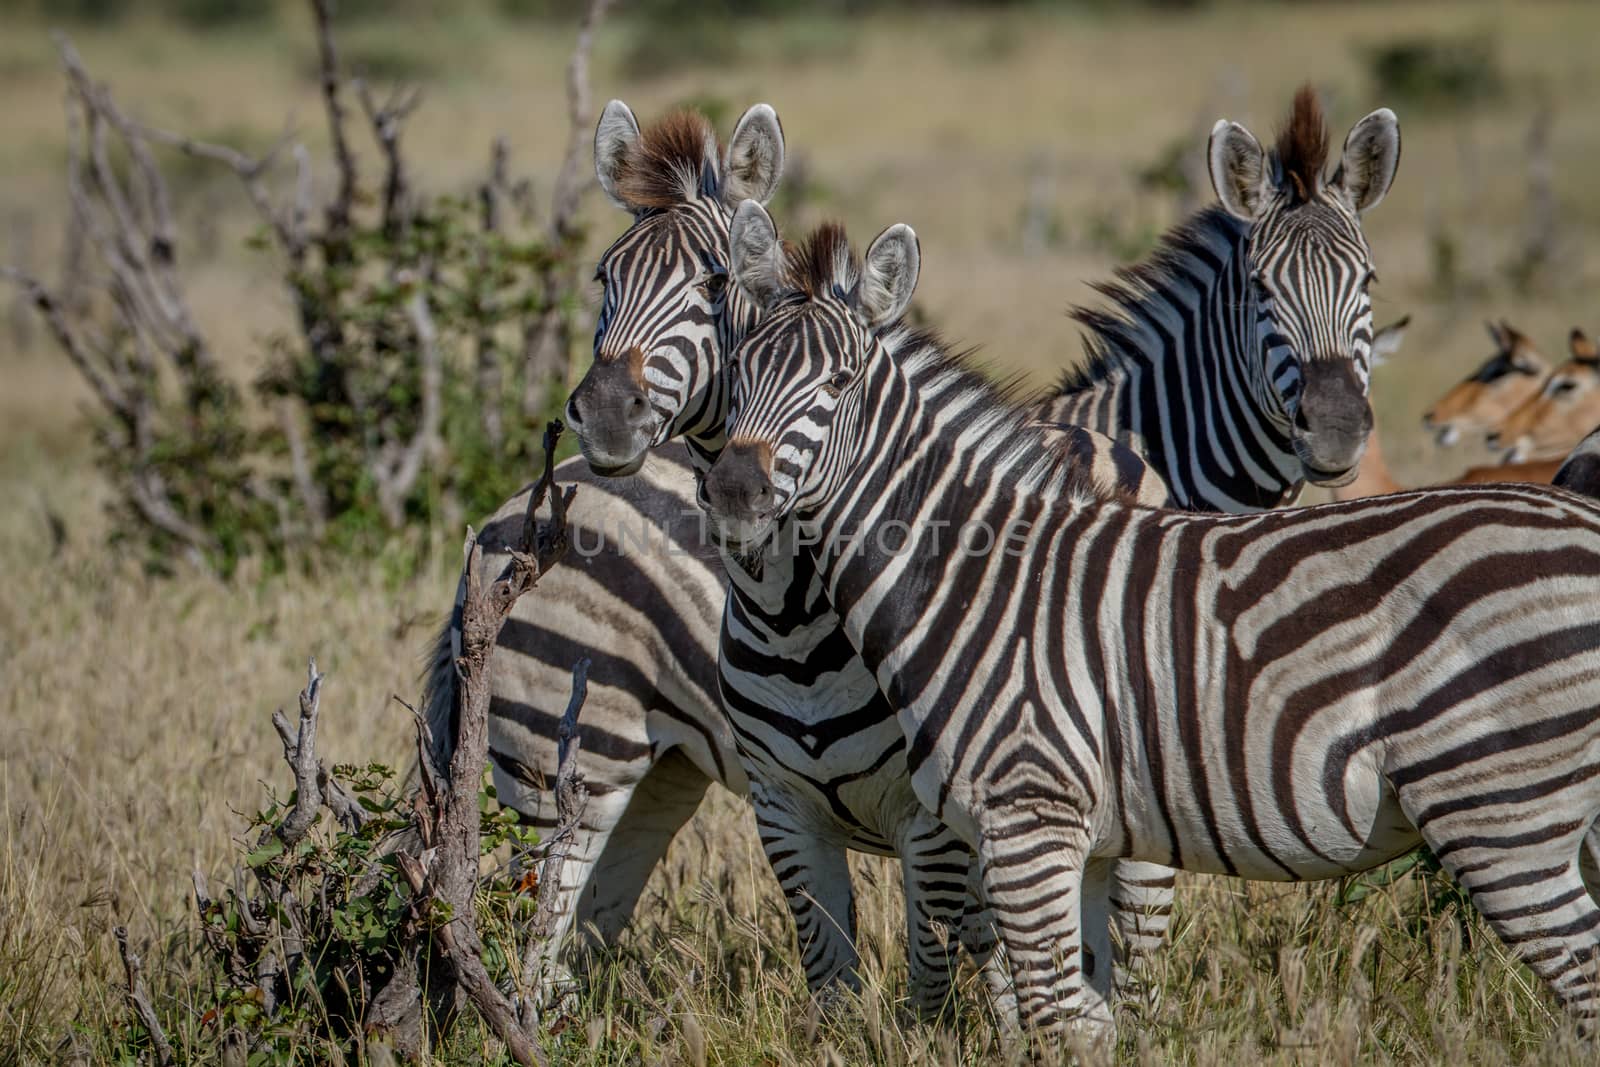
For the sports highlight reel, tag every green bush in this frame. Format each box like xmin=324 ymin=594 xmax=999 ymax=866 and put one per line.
xmin=1364 ymin=33 xmax=1505 ymax=112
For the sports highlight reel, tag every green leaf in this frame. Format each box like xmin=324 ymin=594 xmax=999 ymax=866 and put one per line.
xmin=245 ymin=836 xmax=285 ymax=868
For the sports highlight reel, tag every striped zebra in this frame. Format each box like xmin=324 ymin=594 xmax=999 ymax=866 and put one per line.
xmin=562 ymin=100 xmax=1170 ymax=1014
xmin=441 ymin=88 xmax=1400 ymax=1009
xmin=1046 ymin=86 xmax=1400 ymax=512
xmin=421 ymin=101 xmax=789 ymax=1005
xmin=701 ymin=213 xmax=1600 ymax=1038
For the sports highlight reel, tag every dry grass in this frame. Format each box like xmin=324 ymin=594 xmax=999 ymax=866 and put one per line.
xmin=4 ymin=1 xmax=1600 ymax=1062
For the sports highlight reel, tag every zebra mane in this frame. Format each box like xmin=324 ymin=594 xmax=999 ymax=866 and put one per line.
xmin=1274 ymin=84 xmax=1329 ymax=204
xmin=1060 ymin=205 xmax=1246 ymax=394
xmin=787 ymin=222 xmax=859 ymax=300
xmin=883 ymin=326 xmax=1114 ymax=505
xmin=611 ymin=111 xmax=722 ymax=209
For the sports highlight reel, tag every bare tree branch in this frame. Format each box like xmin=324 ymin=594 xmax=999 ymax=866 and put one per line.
xmin=522 ymin=0 xmax=612 ymax=415
xmin=356 ymin=80 xmax=422 ymax=240
xmin=115 ymin=927 xmax=175 ymax=1066
xmin=372 ymin=282 xmax=443 ymax=527
xmin=387 ymin=422 xmax=575 ymax=1063
xmin=273 ymin=658 xmax=327 ymax=846
xmin=520 ymin=656 xmax=590 ymax=1026
xmin=308 ymin=0 xmax=358 ymax=257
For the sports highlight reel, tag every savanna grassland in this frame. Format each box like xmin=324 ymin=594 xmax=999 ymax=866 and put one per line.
xmin=4 ymin=1 xmax=1600 ymax=1063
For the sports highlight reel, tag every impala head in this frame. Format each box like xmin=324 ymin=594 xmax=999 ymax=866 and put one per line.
xmin=1421 ymin=320 xmax=1549 ymax=447
xmin=1492 ymin=329 xmax=1600 ymax=463
xmin=1209 ymin=85 xmax=1401 ymax=488
xmin=699 ymin=204 xmax=917 ymax=549
xmin=565 ymin=101 xmax=785 ymax=475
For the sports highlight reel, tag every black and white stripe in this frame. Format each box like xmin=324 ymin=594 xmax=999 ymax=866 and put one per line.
xmin=1046 ymin=87 xmax=1400 ymax=512
xmin=706 ymin=219 xmax=1600 ymax=1039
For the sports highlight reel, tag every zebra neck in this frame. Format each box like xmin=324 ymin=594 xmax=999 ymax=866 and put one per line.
xmin=801 ymin=350 xmax=1094 ymax=697
xmin=1044 ymin=207 xmax=1302 ymax=514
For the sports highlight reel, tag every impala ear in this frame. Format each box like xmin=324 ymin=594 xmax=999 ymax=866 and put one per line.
xmin=1485 ymin=319 xmax=1509 ymax=350
xmin=856 ymin=223 xmax=919 ymax=329
xmin=723 ymin=103 xmax=785 ymax=208
xmin=1572 ymin=328 xmax=1600 ymax=366
xmin=1208 ymin=119 xmax=1273 ymax=222
xmin=729 ymin=199 xmax=786 ymax=311
xmin=594 ymin=99 xmax=643 ymax=214
xmin=1330 ymin=108 xmax=1401 ymax=213
xmin=1369 ymin=315 xmax=1410 ymax=367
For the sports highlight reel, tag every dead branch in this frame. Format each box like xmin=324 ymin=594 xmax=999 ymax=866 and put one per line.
xmin=371 ymin=283 xmax=444 ymax=528
xmin=520 ymin=656 xmax=590 ymax=1025
xmin=394 ymin=853 xmax=549 ymax=1067
xmin=309 ymin=0 xmax=358 ymax=257
xmin=522 ymin=0 xmax=612 ymax=415
xmin=356 ymin=80 xmax=422 ymax=240
xmin=476 ymin=137 xmax=511 ymax=450
xmin=385 ymin=421 xmax=575 ymax=1064
xmin=115 ymin=927 xmax=175 ymax=1066
xmin=273 ymin=658 xmax=328 ymax=845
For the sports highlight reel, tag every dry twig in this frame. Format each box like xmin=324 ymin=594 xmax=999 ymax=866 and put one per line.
xmin=520 ymin=656 xmax=591 ymax=1026
xmin=115 ymin=927 xmax=175 ymax=1066
xmin=522 ymin=0 xmax=613 ymax=414
xmin=391 ymin=421 xmax=576 ymax=1065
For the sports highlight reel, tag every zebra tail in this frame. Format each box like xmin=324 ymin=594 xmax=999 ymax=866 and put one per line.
xmin=411 ymin=611 xmax=461 ymax=788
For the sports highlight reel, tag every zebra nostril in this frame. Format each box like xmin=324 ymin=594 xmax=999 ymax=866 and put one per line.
xmin=626 ymin=394 xmax=650 ymax=425
xmin=564 ymin=394 xmax=584 ymax=428
xmin=1486 ymin=431 xmax=1501 ymax=447
xmin=1293 ymin=406 xmax=1312 ymax=433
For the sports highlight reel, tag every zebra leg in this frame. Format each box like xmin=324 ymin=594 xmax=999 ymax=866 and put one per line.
xmin=1109 ymin=860 xmax=1175 ymax=1007
xmin=960 ymin=862 xmax=1019 ymax=1030
xmin=1419 ymin=819 xmax=1600 ymax=1030
xmin=975 ymin=809 xmax=1111 ymax=1039
xmin=1081 ymin=857 xmax=1116 ymax=1009
xmin=575 ymin=748 xmax=713 ymax=944
xmin=896 ymin=810 xmax=971 ymax=1018
xmin=753 ymin=795 xmax=859 ymax=1001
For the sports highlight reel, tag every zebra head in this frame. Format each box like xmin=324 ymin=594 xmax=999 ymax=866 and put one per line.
xmin=565 ymin=101 xmax=785 ymax=476
xmin=1208 ymin=87 xmax=1401 ymax=488
xmin=700 ymin=203 xmax=917 ymax=549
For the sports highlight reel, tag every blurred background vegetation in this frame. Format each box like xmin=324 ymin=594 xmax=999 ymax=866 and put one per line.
xmin=6 ymin=0 xmax=1596 ymax=575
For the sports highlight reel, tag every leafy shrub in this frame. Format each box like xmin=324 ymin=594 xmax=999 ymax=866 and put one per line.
xmin=1364 ymin=33 xmax=1505 ymax=112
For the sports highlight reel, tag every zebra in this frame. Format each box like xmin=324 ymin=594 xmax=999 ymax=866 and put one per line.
xmin=420 ymin=101 xmax=787 ymax=1006
xmin=1045 ymin=86 xmax=1400 ymax=512
xmin=479 ymin=87 xmax=1399 ymax=1009
xmin=701 ymin=211 xmax=1600 ymax=1039
xmin=560 ymin=99 xmax=1172 ymax=1014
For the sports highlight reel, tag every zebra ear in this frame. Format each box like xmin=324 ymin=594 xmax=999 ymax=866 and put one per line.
xmin=1330 ymin=108 xmax=1401 ymax=213
xmin=1208 ymin=120 xmax=1272 ymax=222
xmin=1369 ymin=315 xmax=1410 ymax=368
xmin=856 ymin=223 xmax=920 ymax=329
xmin=595 ymin=99 xmax=643 ymax=214
xmin=729 ymin=199 xmax=786 ymax=311
xmin=723 ymin=104 xmax=785 ymax=208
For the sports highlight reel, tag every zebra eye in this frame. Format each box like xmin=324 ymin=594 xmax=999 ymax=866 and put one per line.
xmin=828 ymin=371 xmax=852 ymax=391
xmin=1552 ymin=379 xmax=1579 ymax=397
xmin=700 ymin=271 xmax=728 ymax=298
